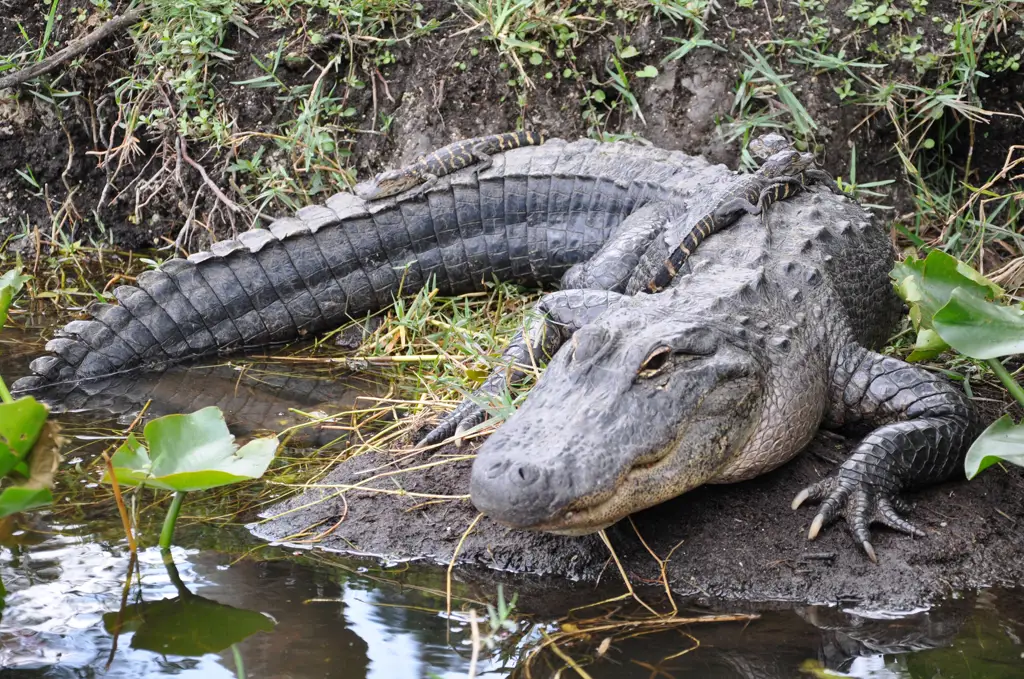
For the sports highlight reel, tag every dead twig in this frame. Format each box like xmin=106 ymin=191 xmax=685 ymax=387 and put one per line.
xmin=176 ymin=136 xmax=242 ymax=214
xmin=0 ymin=7 xmax=146 ymax=90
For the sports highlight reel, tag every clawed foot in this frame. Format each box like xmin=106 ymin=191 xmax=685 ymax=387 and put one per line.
xmin=416 ymin=397 xmax=490 ymax=448
xmin=792 ymin=476 xmax=925 ymax=563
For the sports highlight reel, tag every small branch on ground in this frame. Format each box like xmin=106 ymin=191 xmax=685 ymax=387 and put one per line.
xmin=176 ymin=136 xmax=242 ymax=214
xmin=0 ymin=7 xmax=146 ymax=91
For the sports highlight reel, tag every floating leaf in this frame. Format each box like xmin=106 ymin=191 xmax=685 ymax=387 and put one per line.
xmin=0 ymin=487 xmax=53 ymax=518
xmin=0 ymin=397 xmax=49 ymax=478
xmin=103 ymin=407 xmax=278 ymax=492
xmin=965 ymin=414 xmax=1024 ymax=479
xmin=905 ymin=328 xmax=948 ymax=363
xmin=103 ymin=594 xmax=275 ymax=655
xmin=634 ymin=65 xmax=659 ymax=78
xmin=932 ymin=288 xmax=1024 ymax=359
xmin=891 ymin=251 xmax=1004 ymax=362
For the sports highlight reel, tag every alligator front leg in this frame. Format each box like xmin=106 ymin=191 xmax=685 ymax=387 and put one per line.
xmin=418 ymin=289 xmax=624 ymax=447
xmin=802 ymin=167 xmax=843 ymax=194
xmin=562 ymin=203 xmax=681 ymax=293
xmin=716 ymin=176 xmax=805 ymax=219
xmin=793 ymin=343 xmax=978 ymax=561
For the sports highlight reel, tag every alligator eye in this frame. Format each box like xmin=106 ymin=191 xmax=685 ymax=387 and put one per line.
xmin=638 ymin=346 xmax=672 ymax=378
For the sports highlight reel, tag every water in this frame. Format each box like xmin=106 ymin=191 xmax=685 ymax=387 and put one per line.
xmin=3 ymin=324 xmax=1024 ymax=678
xmin=2 ymin=518 xmax=1023 ymax=678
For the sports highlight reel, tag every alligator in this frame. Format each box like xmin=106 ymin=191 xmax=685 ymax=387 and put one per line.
xmin=645 ymin=137 xmax=839 ymax=292
xmin=12 ymin=137 xmax=977 ymax=561
xmin=353 ymin=130 xmax=544 ymax=200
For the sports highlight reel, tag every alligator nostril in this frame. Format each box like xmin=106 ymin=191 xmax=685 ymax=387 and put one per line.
xmin=511 ymin=463 xmax=540 ymax=487
xmin=485 ymin=461 xmax=509 ymax=479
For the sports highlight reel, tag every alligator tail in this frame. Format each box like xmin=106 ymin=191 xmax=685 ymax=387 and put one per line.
xmin=12 ymin=193 xmax=403 ymax=392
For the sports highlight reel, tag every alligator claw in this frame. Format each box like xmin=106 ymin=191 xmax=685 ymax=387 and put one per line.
xmin=792 ymin=475 xmax=925 ymax=562
xmin=416 ymin=400 xmax=486 ymax=448
xmin=453 ymin=409 xmax=488 ymax=446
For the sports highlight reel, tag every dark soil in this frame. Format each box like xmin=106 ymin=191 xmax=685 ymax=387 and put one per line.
xmin=254 ymin=416 xmax=1024 ymax=611
xmin=2 ymin=0 xmax=1021 ymax=251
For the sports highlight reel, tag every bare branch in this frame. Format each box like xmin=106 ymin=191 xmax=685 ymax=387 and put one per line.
xmin=0 ymin=7 xmax=146 ymax=91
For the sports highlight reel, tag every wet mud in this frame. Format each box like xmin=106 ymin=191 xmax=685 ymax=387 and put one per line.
xmin=254 ymin=427 xmax=1024 ymax=611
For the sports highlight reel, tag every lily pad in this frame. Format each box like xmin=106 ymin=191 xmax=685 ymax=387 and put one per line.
xmin=103 ymin=406 xmax=278 ymax=492
xmin=905 ymin=327 xmax=948 ymax=363
xmin=965 ymin=414 xmax=1024 ymax=479
xmin=892 ymin=251 xmax=998 ymax=319
xmin=932 ymin=288 xmax=1024 ymax=359
xmin=891 ymin=251 xmax=1004 ymax=361
xmin=0 ymin=486 xmax=53 ymax=518
xmin=103 ymin=554 xmax=274 ymax=655
xmin=0 ymin=397 xmax=49 ymax=478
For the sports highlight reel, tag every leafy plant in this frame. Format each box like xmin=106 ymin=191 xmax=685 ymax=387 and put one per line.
xmin=0 ymin=267 xmax=56 ymax=517
xmin=102 ymin=406 xmax=279 ymax=549
xmin=0 ymin=267 xmax=58 ymax=601
xmin=891 ymin=250 xmax=1024 ymax=479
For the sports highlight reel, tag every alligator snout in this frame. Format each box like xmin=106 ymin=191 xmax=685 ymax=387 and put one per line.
xmin=470 ymin=457 xmax=561 ymax=528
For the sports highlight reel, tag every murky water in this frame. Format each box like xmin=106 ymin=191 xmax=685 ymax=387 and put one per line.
xmin=3 ymin=517 xmax=1024 ymax=678
xmin=3 ymin=325 xmax=1024 ymax=678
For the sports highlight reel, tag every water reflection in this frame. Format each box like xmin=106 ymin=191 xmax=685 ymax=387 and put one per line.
xmin=1 ymin=515 xmax=1024 ymax=677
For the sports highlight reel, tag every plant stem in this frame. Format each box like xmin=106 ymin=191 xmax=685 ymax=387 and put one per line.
xmin=159 ymin=491 xmax=186 ymax=551
xmin=232 ymin=645 xmax=245 ymax=679
xmin=102 ymin=451 xmax=137 ymax=554
xmin=0 ymin=375 xmax=12 ymax=404
xmin=987 ymin=358 xmax=1024 ymax=410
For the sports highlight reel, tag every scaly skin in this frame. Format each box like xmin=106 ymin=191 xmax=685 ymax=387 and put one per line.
xmin=353 ymin=131 xmax=544 ymax=200
xmin=14 ymin=137 xmax=978 ymax=561
xmin=646 ymin=138 xmax=839 ymax=293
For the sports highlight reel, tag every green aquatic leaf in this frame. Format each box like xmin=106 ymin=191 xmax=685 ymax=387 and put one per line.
xmin=890 ymin=251 xmax=1004 ymax=362
xmin=905 ymin=327 xmax=948 ymax=363
xmin=891 ymin=251 xmax=1000 ymax=327
xmin=103 ymin=406 xmax=278 ymax=492
xmin=932 ymin=288 xmax=1024 ymax=359
xmin=0 ymin=268 xmax=31 ymax=329
xmin=0 ymin=486 xmax=53 ymax=518
xmin=0 ymin=420 xmax=62 ymax=518
xmin=965 ymin=414 xmax=1024 ymax=479
xmin=0 ymin=397 xmax=49 ymax=478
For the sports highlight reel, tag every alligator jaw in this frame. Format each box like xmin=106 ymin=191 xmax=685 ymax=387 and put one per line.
xmin=531 ymin=448 xmax=681 ymax=536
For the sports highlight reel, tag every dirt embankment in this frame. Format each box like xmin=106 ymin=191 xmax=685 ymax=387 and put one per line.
xmin=254 ymin=423 xmax=1024 ymax=610
xmin=1 ymin=0 xmax=1021 ymax=253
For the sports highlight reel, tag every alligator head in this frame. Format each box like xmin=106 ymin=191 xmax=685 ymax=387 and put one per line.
xmin=469 ymin=287 xmax=765 ymax=535
xmin=353 ymin=168 xmax=419 ymax=201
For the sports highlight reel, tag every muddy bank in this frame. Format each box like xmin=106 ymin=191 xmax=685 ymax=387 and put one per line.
xmin=253 ymin=428 xmax=1024 ymax=610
